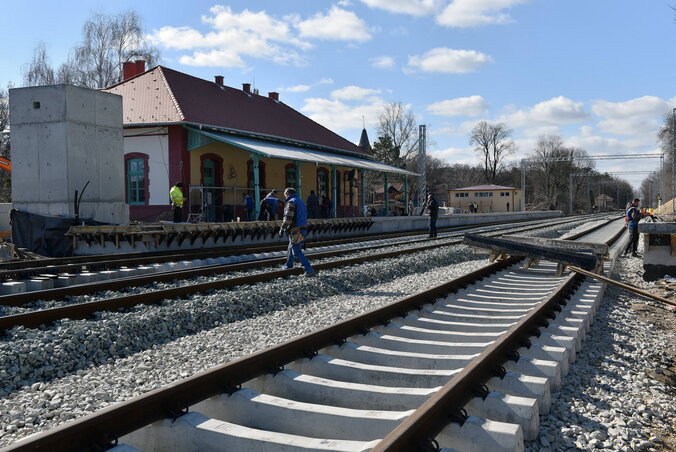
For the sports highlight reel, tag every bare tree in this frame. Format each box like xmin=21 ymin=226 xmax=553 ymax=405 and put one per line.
xmin=469 ymin=121 xmax=516 ymax=183
xmin=377 ymin=102 xmax=419 ymax=164
xmin=0 ymin=83 xmax=12 ymax=201
xmin=526 ymin=135 xmax=594 ymax=211
xmin=23 ymin=43 xmax=57 ymax=86
xmin=70 ymin=11 xmax=159 ymax=88
xmin=23 ymin=10 xmax=160 ymax=89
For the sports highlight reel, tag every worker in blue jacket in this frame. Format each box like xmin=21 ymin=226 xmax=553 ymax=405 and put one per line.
xmin=279 ymin=187 xmax=316 ymax=276
xmin=623 ymin=198 xmax=642 ymax=257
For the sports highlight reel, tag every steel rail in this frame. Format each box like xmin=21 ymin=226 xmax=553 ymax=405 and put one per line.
xmin=0 ymin=215 xmax=596 ymax=308
xmin=372 ymin=219 xmax=626 ymax=450
xmin=1 ymin=218 xmax=625 ymax=451
xmin=0 ymin=214 xmax=603 ymax=281
xmin=2 ymin=257 xmax=520 ymax=452
xmin=0 ymin=217 xmax=556 ymax=278
xmin=0 ymin=217 xmax=615 ymax=333
xmin=371 ymin=272 xmax=583 ymax=451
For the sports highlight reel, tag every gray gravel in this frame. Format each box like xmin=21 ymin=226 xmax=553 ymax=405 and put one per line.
xmin=0 ymin=217 xmax=589 ymax=446
xmin=526 ymin=239 xmax=676 ymax=451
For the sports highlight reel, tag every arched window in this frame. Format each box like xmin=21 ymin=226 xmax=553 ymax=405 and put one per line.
xmin=316 ymin=167 xmax=329 ymax=200
xmin=124 ymin=153 xmax=149 ymax=205
xmin=285 ymin=163 xmax=298 ymax=190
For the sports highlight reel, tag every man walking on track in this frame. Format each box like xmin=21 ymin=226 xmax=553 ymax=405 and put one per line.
xmin=279 ymin=187 xmax=316 ymax=276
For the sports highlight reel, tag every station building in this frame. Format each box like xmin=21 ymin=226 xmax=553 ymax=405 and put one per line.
xmin=103 ymin=62 xmax=414 ymax=222
xmin=448 ymin=184 xmax=522 ymax=213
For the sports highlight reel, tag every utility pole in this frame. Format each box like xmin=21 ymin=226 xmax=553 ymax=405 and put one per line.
xmin=520 ymin=159 xmax=526 ymax=211
xmin=417 ymin=125 xmax=426 ymax=206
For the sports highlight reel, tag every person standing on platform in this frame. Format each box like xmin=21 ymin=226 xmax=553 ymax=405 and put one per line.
xmin=279 ymin=187 xmax=316 ymax=276
xmin=258 ymin=190 xmax=280 ymax=221
xmin=242 ymin=193 xmax=254 ymax=221
xmin=170 ymin=182 xmax=185 ymax=223
xmin=623 ymin=198 xmax=642 ymax=257
xmin=306 ymin=190 xmax=320 ymax=219
xmin=424 ymin=193 xmax=439 ymax=238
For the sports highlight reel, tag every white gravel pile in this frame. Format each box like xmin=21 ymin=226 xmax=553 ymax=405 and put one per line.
xmin=526 ymin=241 xmax=676 ymax=451
xmin=0 ymin=218 xmax=581 ymax=446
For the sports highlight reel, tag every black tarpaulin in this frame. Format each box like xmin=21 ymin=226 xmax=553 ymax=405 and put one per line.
xmin=10 ymin=209 xmax=104 ymax=257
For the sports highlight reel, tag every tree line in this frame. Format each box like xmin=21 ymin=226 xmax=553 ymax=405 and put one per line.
xmin=0 ymin=10 xmax=160 ymax=202
xmin=368 ymin=103 xmax=636 ymax=213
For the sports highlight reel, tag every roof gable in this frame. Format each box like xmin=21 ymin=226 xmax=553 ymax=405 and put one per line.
xmin=104 ymin=66 xmax=368 ymax=156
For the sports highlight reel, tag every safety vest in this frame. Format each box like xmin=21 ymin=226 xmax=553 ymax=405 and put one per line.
xmin=170 ymin=186 xmax=184 ymax=207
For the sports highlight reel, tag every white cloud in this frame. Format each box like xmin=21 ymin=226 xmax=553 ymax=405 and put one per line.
xmin=426 ymin=95 xmax=488 ymax=117
xmin=520 ymin=125 xmax=561 ymax=138
xmin=502 ymin=96 xmax=589 ymax=128
xmin=359 ymin=0 xmax=442 ymax=16
xmin=148 ymin=6 xmax=311 ymax=68
xmin=370 ymin=55 xmax=396 ymax=69
xmin=592 ymin=96 xmax=670 ymax=118
xmin=331 ymin=85 xmax=381 ymax=100
xmin=302 ymin=96 xmax=385 ymax=132
xmin=149 ymin=5 xmax=372 ymax=68
xmin=297 ymin=7 xmax=372 ymax=42
xmin=430 ymin=146 xmax=477 ymax=164
xmin=278 ymin=78 xmax=334 ymax=93
xmin=592 ymin=96 xmax=672 ymax=136
xmin=406 ymin=47 xmax=493 ymax=74
xmin=437 ymin=0 xmax=529 ymax=28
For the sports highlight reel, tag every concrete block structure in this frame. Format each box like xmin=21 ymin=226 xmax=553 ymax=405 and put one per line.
xmin=448 ymin=184 xmax=522 ymax=213
xmin=9 ymin=84 xmax=128 ymax=224
xmin=638 ymin=221 xmax=676 ymax=280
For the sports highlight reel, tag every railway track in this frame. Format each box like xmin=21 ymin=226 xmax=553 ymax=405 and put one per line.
xmin=0 ymin=216 xmax=573 ymax=281
xmin=0 ymin=215 xmax=616 ymax=332
xmin=3 ymin=218 xmax=627 ymax=451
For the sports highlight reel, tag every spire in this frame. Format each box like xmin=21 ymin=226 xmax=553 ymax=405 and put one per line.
xmin=358 ymin=127 xmax=371 ymax=151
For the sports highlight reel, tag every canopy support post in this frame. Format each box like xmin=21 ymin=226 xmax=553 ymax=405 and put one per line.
xmin=251 ymin=154 xmax=261 ymax=220
xmin=331 ymin=165 xmax=337 ymax=218
xmin=384 ymin=173 xmax=389 ymax=216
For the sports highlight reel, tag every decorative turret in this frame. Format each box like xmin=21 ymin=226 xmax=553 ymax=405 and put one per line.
xmin=358 ymin=127 xmax=371 ymax=151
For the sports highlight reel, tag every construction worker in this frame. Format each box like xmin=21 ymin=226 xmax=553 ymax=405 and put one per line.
xmin=170 ymin=182 xmax=185 ymax=223
xmin=623 ymin=198 xmax=641 ymax=257
xmin=279 ymin=187 xmax=316 ymax=276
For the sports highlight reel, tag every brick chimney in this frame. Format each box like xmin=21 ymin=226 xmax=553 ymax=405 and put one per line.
xmin=122 ymin=60 xmax=146 ymax=81
xmin=122 ymin=62 xmax=136 ymax=81
xmin=242 ymin=83 xmax=251 ymax=94
xmin=214 ymin=75 xmax=224 ymax=86
xmin=268 ymin=92 xmax=279 ymax=101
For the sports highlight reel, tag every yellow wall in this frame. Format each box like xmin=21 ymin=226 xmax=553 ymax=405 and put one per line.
xmin=448 ymin=189 xmax=522 ymax=212
xmin=189 ymin=142 xmax=359 ymax=206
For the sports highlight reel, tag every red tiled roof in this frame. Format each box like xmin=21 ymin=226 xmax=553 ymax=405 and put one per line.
xmin=103 ymin=66 xmax=368 ymax=156
xmin=449 ymin=184 xmax=517 ymax=191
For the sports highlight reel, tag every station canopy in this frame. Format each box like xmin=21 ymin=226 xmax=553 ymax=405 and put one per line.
xmin=188 ymin=127 xmax=418 ymax=176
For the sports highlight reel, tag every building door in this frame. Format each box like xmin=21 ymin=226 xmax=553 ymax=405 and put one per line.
xmin=203 ymin=159 xmax=216 ymax=221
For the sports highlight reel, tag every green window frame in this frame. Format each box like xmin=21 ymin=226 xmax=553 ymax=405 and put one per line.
xmin=127 ymin=158 xmax=145 ymax=205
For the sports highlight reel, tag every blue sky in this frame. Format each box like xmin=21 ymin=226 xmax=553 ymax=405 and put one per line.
xmin=1 ymin=0 xmax=674 ymax=187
